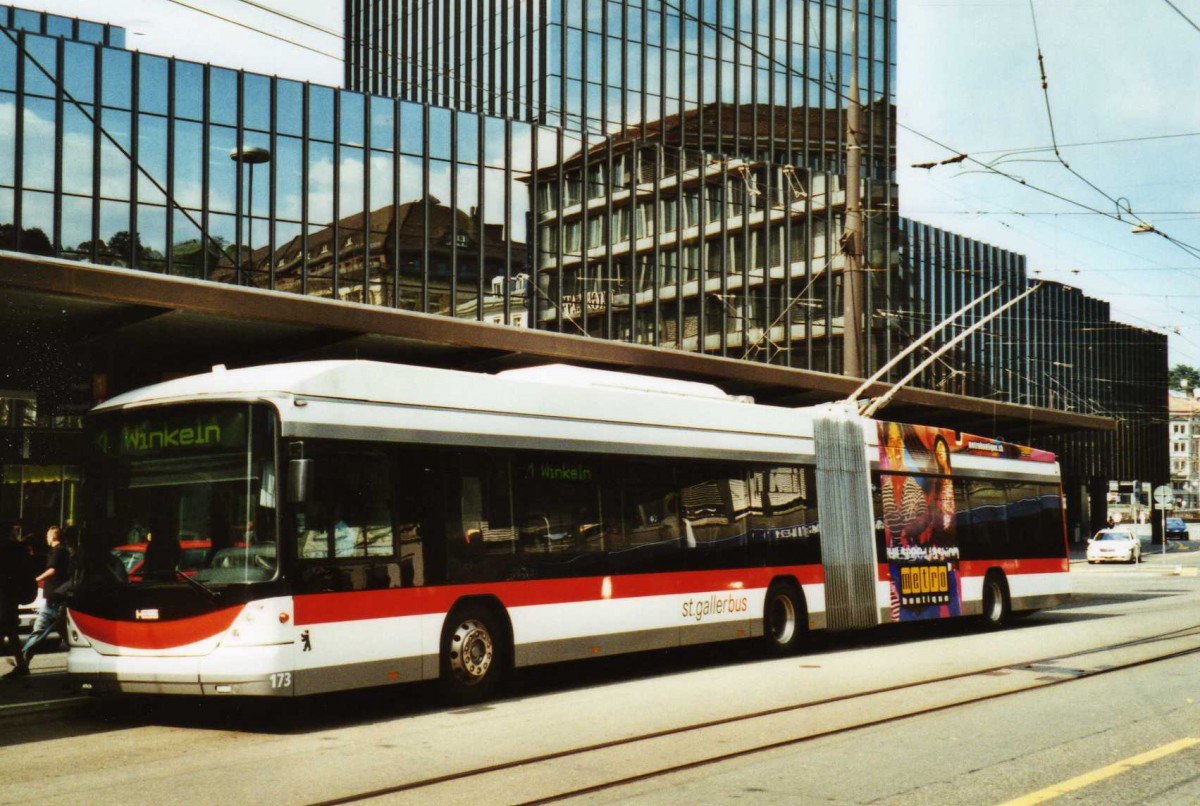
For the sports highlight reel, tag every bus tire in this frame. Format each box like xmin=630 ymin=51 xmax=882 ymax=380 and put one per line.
xmin=763 ymin=581 xmax=805 ymax=655
xmin=980 ymin=572 xmax=1010 ymax=629
xmin=441 ymin=602 xmax=508 ymax=702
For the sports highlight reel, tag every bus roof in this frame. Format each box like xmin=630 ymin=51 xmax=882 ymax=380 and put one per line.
xmin=91 ymin=361 xmax=1056 ymax=473
xmin=92 ymin=360 xmax=815 ymax=463
xmin=95 ymin=360 xmax=745 ymax=411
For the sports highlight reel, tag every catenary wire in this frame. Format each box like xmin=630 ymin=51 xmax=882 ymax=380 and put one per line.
xmin=1163 ymin=0 xmax=1200 ymax=34
xmin=162 ymin=0 xmax=343 ymax=62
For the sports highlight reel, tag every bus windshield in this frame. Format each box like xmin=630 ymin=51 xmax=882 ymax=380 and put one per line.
xmin=79 ymin=403 xmax=277 ymax=592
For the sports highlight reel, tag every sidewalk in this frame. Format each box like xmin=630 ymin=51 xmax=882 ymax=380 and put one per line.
xmin=0 ymin=651 xmax=82 ymax=724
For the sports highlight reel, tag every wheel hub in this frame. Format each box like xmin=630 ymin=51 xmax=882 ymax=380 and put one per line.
xmin=450 ymin=619 xmax=494 ymax=684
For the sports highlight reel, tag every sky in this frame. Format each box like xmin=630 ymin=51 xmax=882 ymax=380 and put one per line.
xmin=11 ymin=0 xmax=1200 ymax=369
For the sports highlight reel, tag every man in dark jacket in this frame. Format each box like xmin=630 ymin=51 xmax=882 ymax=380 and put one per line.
xmin=1 ymin=522 xmax=36 ymax=679
xmin=19 ymin=525 xmax=70 ymax=667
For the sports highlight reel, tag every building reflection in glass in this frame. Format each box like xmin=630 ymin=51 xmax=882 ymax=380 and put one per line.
xmin=527 ymin=100 xmax=894 ymax=370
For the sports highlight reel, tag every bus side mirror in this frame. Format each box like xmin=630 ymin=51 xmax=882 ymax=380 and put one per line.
xmin=288 ymin=458 xmax=313 ymax=504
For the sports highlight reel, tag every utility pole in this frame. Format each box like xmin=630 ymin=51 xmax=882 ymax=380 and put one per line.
xmin=841 ymin=9 xmax=865 ymax=378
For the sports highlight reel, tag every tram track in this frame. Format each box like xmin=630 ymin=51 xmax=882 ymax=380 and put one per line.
xmin=307 ymin=623 xmax=1200 ymax=806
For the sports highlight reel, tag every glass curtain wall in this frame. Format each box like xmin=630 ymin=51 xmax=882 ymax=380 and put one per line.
xmin=2 ymin=2 xmax=903 ymax=373
xmin=0 ymin=22 xmax=534 ymax=324
xmin=348 ymin=0 xmax=900 ymax=374
xmin=897 ymin=217 xmax=1168 ymax=484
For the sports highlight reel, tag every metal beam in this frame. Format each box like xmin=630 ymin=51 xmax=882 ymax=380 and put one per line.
xmin=0 ymin=251 xmax=1114 ymax=437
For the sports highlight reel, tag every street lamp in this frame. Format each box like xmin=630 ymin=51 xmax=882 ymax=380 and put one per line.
xmin=230 ymin=145 xmax=271 ymax=285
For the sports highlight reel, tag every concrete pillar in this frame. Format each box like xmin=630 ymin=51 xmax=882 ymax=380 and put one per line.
xmin=1086 ymin=477 xmax=1109 ymax=536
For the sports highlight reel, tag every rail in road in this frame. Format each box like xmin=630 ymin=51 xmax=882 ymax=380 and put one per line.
xmin=310 ymin=623 xmax=1200 ymax=806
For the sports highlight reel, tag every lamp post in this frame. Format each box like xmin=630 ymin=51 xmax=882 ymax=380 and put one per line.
xmin=230 ymin=145 xmax=271 ymax=285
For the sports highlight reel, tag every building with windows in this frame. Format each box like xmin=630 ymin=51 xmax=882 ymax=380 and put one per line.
xmin=346 ymin=1 xmax=898 ymax=372
xmin=0 ymin=3 xmax=1167 ymax=541
xmin=1169 ymin=390 xmax=1200 ymax=511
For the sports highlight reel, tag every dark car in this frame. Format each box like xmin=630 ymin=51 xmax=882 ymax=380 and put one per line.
xmin=1165 ymin=517 xmax=1189 ymax=540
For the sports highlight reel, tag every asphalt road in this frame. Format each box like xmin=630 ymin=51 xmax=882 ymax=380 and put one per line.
xmin=592 ymin=553 xmax=1200 ymax=804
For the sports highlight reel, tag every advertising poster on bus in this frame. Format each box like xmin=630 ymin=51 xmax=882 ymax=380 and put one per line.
xmin=877 ymin=422 xmax=1055 ymax=621
xmin=877 ymin=421 xmax=963 ymax=622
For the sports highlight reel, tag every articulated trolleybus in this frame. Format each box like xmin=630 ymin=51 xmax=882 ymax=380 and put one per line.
xmin=67 ymin=361 xmax=1069 ymax=698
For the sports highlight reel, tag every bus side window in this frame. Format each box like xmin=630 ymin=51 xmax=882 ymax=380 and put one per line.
xmin=1038 ymin=485 xmax=1065 ymax=555
xmin=458 ymin=457 xmax=515 ymax=553
xmin=448 ymin=455 xmax=516 ymax=583
xmin=748 ymin=465 xmax=819 ymax=567
xmin=294 ymin=448 xmax=397 ymax=591
xmin=511 ymin=453 xmax=605 ymax=577
xmin=675 ymin=464 xmax=753 ymax=571
xmin=965 ymin=480 xmax=1009 ymax=556
xmin=1005 ymin=482 xmax=1034 ymax=556
xmin=402 ymin=457 xmax=446 ymax=586
xmin=612 ymin=460 xmax=679 ymax=572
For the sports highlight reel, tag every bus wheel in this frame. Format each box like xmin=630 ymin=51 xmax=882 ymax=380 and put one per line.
xmin=981 ymin=573 xmax=1010 ymax=629
xmin=442 ymin=604 xmax=506 ymax=701
xmin=763 ymin=582 xmax=805 ymax=655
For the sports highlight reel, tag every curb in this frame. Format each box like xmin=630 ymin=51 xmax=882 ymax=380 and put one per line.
xmin=0 ymin=686 xmax=88 ymax=729
xmin=0 ymin=653 xmax=88 ymax=728
xmin=0 ymin=694 xmax=87 ymax=725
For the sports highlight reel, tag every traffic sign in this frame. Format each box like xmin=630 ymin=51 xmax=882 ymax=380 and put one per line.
xmin=1153 ymin=484 xmax=1173 ymax=508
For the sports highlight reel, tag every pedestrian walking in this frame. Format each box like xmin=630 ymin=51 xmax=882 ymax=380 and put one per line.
xmin=19 ymin=525 xmax=70 ymax=666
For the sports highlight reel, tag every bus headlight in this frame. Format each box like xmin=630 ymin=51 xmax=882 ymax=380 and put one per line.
xmin=219 ymin=599 xmax=294 ymax=647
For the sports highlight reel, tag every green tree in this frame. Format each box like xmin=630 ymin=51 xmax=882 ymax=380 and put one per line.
xmin=1169 ymin=364 xmax=1200 ymax=392
xmin=0 ymin=224 xmax=54 ymax=256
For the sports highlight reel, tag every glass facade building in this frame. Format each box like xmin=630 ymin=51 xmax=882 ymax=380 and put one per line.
xmin=346 ymin=1 xmax=893 ymax=162
xmin=3 ymin=2 xmax=903 ymax=373
xmin=346 ymin=0 xmax=899 ymax=372
xmin=0 ymin=4 xmax=1168 ymax=536
xmin=898 ymin=219 xmax=1167 ymax=488
xmin=0 ymin=7 xmax=535 ymax=323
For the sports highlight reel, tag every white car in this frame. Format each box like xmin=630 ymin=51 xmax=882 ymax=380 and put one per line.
xmin=1087 ymin=529 xmax=1141 ymax=564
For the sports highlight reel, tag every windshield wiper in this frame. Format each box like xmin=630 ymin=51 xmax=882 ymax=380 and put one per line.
xmin=176 ymin=569 xmax=221 ymax=601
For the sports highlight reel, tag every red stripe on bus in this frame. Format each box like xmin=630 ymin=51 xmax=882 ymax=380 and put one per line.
xmin=959 ymin=558 xmax=1068 ymax=575
xmin=293 ymin=566 xmax=824 ymax=626
xmin=71 ymin=606 xmax=243 ymax=650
